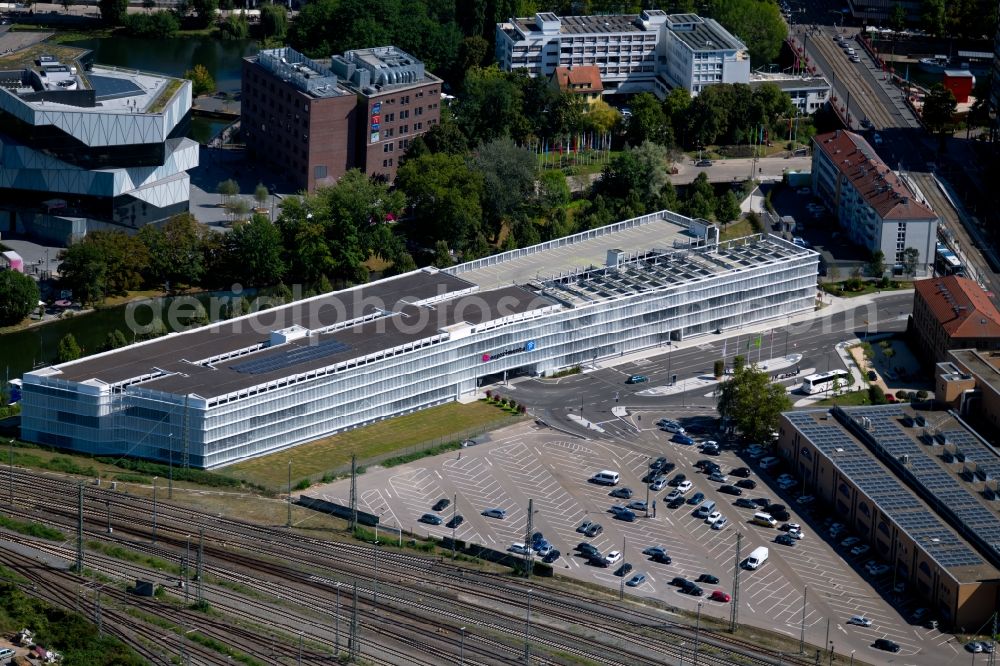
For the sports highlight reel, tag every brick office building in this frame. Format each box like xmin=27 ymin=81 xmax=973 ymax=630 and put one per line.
xmin=242 ymin=46 xmax=441 ymax=192
xmin=329 ymin=47 xmax=442 ymax=183
xmin=911 ymin=276 xmax=1000 ymax=363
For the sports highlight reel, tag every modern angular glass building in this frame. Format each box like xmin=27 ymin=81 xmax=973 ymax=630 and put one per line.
xmin=0 ymin=48 xmax=198 ymax=243
xmin=20 ymin=211 xmax=819 ymax=468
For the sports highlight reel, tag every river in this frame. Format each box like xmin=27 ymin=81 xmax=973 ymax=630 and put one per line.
xmin=67 ymin=36 xmax=257 ymax=144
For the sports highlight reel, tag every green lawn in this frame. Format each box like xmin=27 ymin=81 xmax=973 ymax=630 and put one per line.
xmin=226 ymin=401 xmax=520 ymax=489
xmin=719 ymin=219 xmax=754 ymax=241
xmin=820 ymin=281 xmax=914 ymax=298
xmin=814 ymin=390 xmax=872 ymax=407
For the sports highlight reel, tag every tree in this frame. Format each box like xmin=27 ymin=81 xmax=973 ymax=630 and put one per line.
xmin=922 ymin=84 xmax=957 ymax=140
xmin=715 ymin=190 xmax=742 ymax=226
xmin=58 ymin=241 xmax=108 ymax=305
xmin=452 ymin=66 xmax=525 ymax=144
xmin=624 ymin=92 xmax=670 ymax=147
xmin=254 ymin=182 xmax=269 ymax=210
xmin=706 ymin=0 xmax=786 ymax=67
xmin=0 ymin=271 xmax=40 ymax=326
xmin=100 ymin=330 xmax=129 ymax=352
xmin=713 ymin=359 xmax=725 ymax=379
xmin=921 ymin=0 xmax=946 ymax=35
xmin=717 ymin=360 xmax=792 ymax=443
xmin=889 ymin=2 xmax=908 ymax=32
xmin=223 ymin=215 xmax=286 ymax=286
xmin=902 ymin=247 xmax=920 ymax=277
xmin=537 ymin=170 xmax=571 ymax=213
xmin=138 ymin=213 xmax=211 ymax=289
xmin=98 ymin=0 xmax=128 ymax=25
xmin=469 ymin=137 xmax=537 ymax=238
xmin=184 ymin=64 xmax=216 ymax=97
xmin=868 ymin=384 xmax=887 ymax=405
xmin=190 ymin=0 xmax=217 ymax=27
xmin=583 ymin=99 xmax=620 ymax=136
xmin=219 ymin=13 xmax=250 ymax=40
xmin=218 ymin=179 xmax=239 ymax=208
xmin=684 ymin=172 xmax=717 ymax=220
xmin=396 ymin=153 xmax=484 ymax=250
xmin=867 ymin=250 xmax=886 ymax=278
xmin=259 ymin=2 xmax=288 ymax=41
xmin=57 ymin=334 xmax=82 ymax=363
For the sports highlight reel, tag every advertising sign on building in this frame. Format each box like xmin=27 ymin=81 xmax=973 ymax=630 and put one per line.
xmin=481 ymin=340 xmax=536 ymax=362
xmin=371 ymin=102 xmax=381 ymax=115
xmin=370 ymin=131 xmax=380 ymax=143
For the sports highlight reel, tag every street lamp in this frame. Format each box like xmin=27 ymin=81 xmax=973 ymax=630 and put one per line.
xmin=152 ymin=476 xmax=158 ymax=544
xmin=168 ymin=432 xmax=173 ymax=500
xmin=8 ymin=438 xmax=13 ymax=507
xmin=645 ymin=458 xmax=651 ymax=518
xmin=694 ymin=601 xmax=703 ymax=665
xmin=106 ymin=498 xmax=112 ymax=533
xmin=849 ymin=649 xmax=855 ymax=666
xmin=459 ymin=626 xmax=466 ymax=666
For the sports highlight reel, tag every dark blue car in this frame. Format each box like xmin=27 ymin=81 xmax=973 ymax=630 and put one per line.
xmin=672 ymin=433 xmax=695 ymax=445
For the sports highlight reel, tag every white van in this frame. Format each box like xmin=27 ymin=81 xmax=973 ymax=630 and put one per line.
xmin=752 ymin=512 xmax=778 ymax=528
xmin=745 ymin=546 xmax=769 ymax=569
xmin=694 ymin=500 xmax=717 ymax=518
xmin=591 ymin=470 xmax=620 ymax=486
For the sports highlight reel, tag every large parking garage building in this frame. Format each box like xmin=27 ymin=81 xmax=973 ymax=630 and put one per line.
xmin=777 ymin=404 xmax=1000 ymax=629
xmin=21 ymin=210 xmax=818 ymax=468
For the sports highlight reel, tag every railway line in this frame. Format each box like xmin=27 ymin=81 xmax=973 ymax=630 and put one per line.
xmin=3 ymin=466 xmax=818 ymax=665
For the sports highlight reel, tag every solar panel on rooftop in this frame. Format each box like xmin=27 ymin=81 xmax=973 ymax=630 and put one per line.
xmin=230 ymin=338 xmax=351 ymax=375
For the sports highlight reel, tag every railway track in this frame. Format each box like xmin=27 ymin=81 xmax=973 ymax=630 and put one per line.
xmin=3 ymin=467 xmax=818 ymax=665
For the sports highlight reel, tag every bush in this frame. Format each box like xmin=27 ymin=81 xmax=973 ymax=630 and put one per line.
xmin=518 ymin=405 xmax=526 ymax=414
xmin=915 ymin=390 xmax=928 ymax=401
xmin=122 ymin=10 xmax=179 ymax=37
xmin=745 ymin=211 xmax=763 ymax=233
xmin=868 ymin=385 xmax=887 ymax=405
xmin=293 ymin=478 xmax=311 ymax=491
xmin=485 ymin=390 xmax=492 ymax=400
xmin=713 ymin=359 xmax=725 ymax=378
xmin=895 ymin=390 xmax=909 ymax=400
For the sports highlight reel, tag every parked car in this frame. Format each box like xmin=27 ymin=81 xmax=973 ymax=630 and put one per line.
xmin=588 ymin=554 xmax=610 ymax=567
xmin=661 ymin=423 xmax=686 ymax=434
xmin=626 ymin=375 xmax=649 ymax=384
xmin=705 ymin=511 xmax=723 ymax=525
xmin=776 ymin=534 xmax=797 ymax=546
xmin=628 ymin=500 xmax=648 ymax=512
xmin=677 ymin=480 xmax=693 ymax=493
xmin=712 ymin=516 xmax=728 ymax=530
xmin=683 ymin=583 xmax=704 ymax=596
xmin=542 ymin=549 xmax=561 ymax=563
xmin=719 ymin=484 xmax=743 ymax=496
xmin=708 ymin=472 xmax=729 ymax=483
xmin=710 ymin=590 xmax=731 ymax=602
xmin=731 ymin=467 xmax=752 ymax=478
xmin=615 ymin=562 xmax=633 ymax=577
xmin=576 ymin=542 xmax=599 ymax=556
xmin=687 ymin=492 xmax=706 ymax=506
xmin=643 ymin=545 xmax=668 ymax=557
xmin=610 ymin=487 xmax=634 ymax=499
xmin=667 ymin=496 xmax=685 ymax=509
xmin=651 ymin=552 xmax=673 ymax=564
xmin=626 ymin=573 xmax=647 ymax=587
xmin=848 ymin=615 xmax=873 ymax=627
xmin=736 ymin=479 xmax=757 ymax=489
xmin=508 ymin=543 xmax=531 ymax=555
xmin=604 ymin=550 xmax=623 ymax=565
xmin=482 ymin=508 xmax=507 ymax=519
xmin=432 ymin=498 xmax=451 ymax=512
xmin=851 ymin=544 xmax=871 ymax=557
xmin=672 ymin=433 xmax=696 ymax=445
xmin=615 ymin=509 xmax=636 ymax=522
xmin=735 ymin=498 xmax=758 ymax=509
xmin=651 ymin=477 xmax=669 ymax=491
xmin=446 ymin=515 xmax=464 ymax=528
xmin=668 ymin=473 xmax=687 ymax=487
xmin=868 ymin=563 xmax=890 ymax=576
xmin=420 ymin=513 xmax=443 ymax=525
xmin=577 ymin=520 xmax=595 ymax=534
xmin=746 ymin=445 xmax=766 ymax=458
xmin=696 ymin=159 xmax=714 ymax=167
xmin=966 ymin=641 xmax=985 ymax=653
xmin=584 ymin=523 xmax=603 ymax=537
xmin=780 ymin=522 xmax=801 ymax=532
xmin=873 ymin=638 xmax=901 ymax=653
xmin=697 ymin=573 xmax=719 ymax=584
xmin=796 ymin=495 xmax=816 ymax=505
xmin=759 ymin=456 xmax=781 ymax=470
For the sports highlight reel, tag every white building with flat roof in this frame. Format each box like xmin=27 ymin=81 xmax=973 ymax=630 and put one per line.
xmin=656 ymin=13 xmax=751 ymax=96
xmin=812 ymin=130 xmax=938 ymax=274
xmin=749 ymin=72 xmax=830 ymax=115
xmin=495 ymin=11 xmax=749 ymax=97
xmin=20 ymin=211 xmax=818 ymax=468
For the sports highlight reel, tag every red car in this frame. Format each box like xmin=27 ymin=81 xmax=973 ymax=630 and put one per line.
xmin=709 ymin=590 xmax=731 ymax=603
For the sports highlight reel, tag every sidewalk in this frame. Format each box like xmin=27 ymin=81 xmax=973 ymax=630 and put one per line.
xmin=591 ymin=289 xmax=912 ymax=375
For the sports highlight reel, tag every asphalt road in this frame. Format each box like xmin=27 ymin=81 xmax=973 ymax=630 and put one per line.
xmin=507 ymin=293 xmax=913 ymax=435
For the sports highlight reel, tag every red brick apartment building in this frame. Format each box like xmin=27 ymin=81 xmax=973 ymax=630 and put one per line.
xmin=242 ymin=46 xmax=441 ymax=192
xmin=911 ymin=275 xmax=1000 ymax=363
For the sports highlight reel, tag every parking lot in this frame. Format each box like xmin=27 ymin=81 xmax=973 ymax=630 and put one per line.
xmin=309 ymin=417 xmax=962 ymax=663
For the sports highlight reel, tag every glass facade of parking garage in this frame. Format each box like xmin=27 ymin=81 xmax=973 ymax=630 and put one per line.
xmin=21 ymin=213 xmax=818 ymax=468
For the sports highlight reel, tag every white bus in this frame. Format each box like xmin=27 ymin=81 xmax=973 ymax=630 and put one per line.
xmin=800 ymin=369 xmax=850 ymax=394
